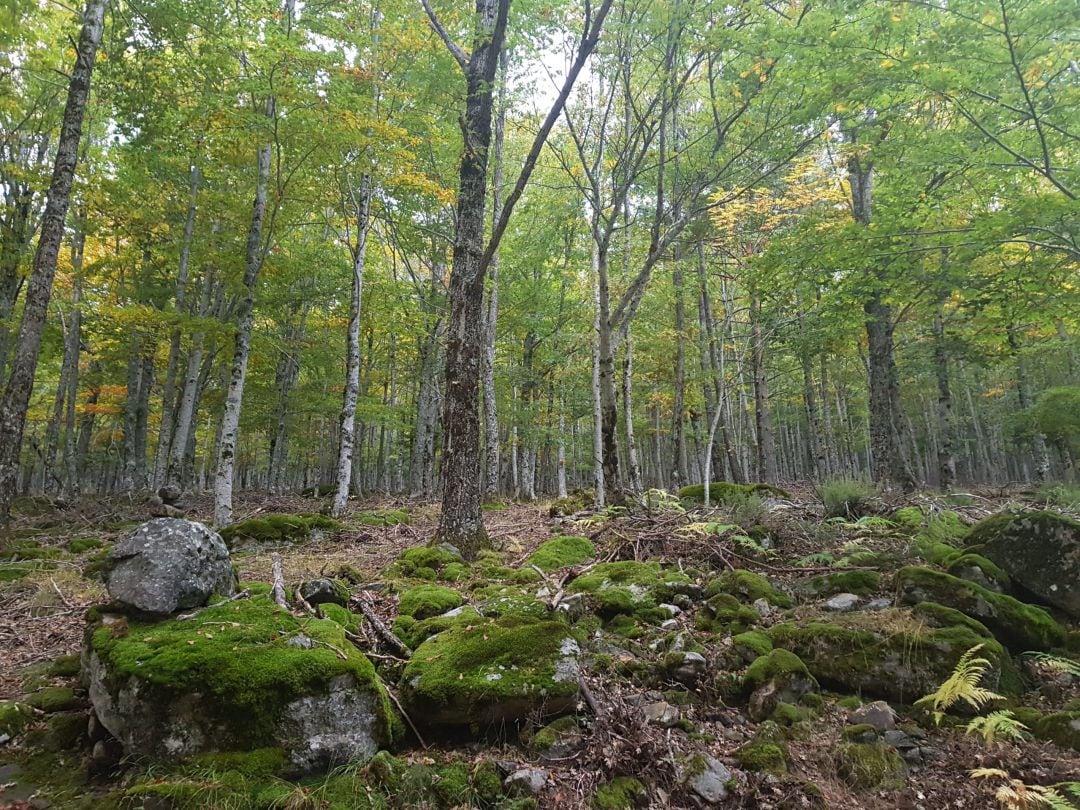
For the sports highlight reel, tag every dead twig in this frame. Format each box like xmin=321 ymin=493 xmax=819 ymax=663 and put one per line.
xmin=349 ymin=591 xmax=411 ymax=657
xmin=270 ymin=554 xmax=288 ymax=608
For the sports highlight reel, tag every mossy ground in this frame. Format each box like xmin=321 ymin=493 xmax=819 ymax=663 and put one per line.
xmin=526 ymin=535 xmax=595 ymax=572
xmin=397 ymin=584 xmax=464 ymax=620
xmin=219 ymin=513 xmax=342 ymax=548
xmin=677 ymin=482 xmax=789 ymax=503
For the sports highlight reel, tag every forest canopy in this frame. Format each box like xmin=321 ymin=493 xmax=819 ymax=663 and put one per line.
xmin=0 ymin=0 xmax=1077 ymax=540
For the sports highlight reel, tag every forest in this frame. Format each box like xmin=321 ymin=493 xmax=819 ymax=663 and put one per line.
xmin=1 ymin=0 xmax=1079 ymax=808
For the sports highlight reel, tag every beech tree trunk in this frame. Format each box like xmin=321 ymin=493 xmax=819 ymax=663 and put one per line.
xmin=0 ymin=0 xmax=106 ymax=518
xmin=214 ymin=136 xmax=271 ymax=526
xmin=750 ymin=295 xmax=777 ymax=483
xmin=433 ymin=0 xmax=510 ymax=556
xmin=332 ymin=173 xmax=372 ymax=516
xmin=153 ymin=162 xmax=200 ymax=488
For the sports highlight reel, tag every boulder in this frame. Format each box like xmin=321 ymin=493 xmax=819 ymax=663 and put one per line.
xmin=768 ymin=611 xmax=1022 ymax=704
xmin=743 ymin=649 xmax=818 ymax=721
xmin=83 ymin=595 xmax=399 ymax=774
xmin=825 ymin=593 xmax=862 ymax=612
xmin=966 ymin=511 xmax=1080 ymax=618
xmin=686 ymin=754 xmax=732 ymax=804
xmin=298 ymin=578 xmax=349 ymax=607
xmin=895 ymin=566 xmax=1065 ymax=651
xmin=105 ymin=519 xmax=234 ymax=614
xmin=847 ymin=700 xmax=896 ymax=733
xmin=400 ymin=616 xmax=580 ymax=729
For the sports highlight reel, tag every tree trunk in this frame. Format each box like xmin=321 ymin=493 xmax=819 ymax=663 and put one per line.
xmin=433 ymin=0 xmax=509 ymax=557
xmin=671 ymin=259 xmax=688 ymax=488
xmin=214 ymin=134 xmax=271 ymax=526
xmin=0 ymin=0 xmax=106 ymax=518
xmin=750 ymin=294 xmax=777 ymax=483
xmin=331 ymin=174 xmax=371 ymax=516
xmin=623 ymin=336 xmax=643 ymax=493
xmin=153 ymin=162 xmax=200 ymax=488
xmin=932 ymin=295 xmax=957 ymax=489
xmin=1007 ymin=324 xmax=1051 ymax=481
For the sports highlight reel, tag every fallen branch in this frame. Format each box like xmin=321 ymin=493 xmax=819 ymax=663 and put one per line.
xmin=177 ymin=589 xmax=251 ymax=621
xmin=578 ymin=674 xmax=603 ymax=718
xmin=270 ymin=554 xmax=288 ymax=608
xmin=349 ymin=591 xmax=411 ymax=657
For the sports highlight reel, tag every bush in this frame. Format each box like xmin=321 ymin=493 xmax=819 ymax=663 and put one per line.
xmin=1037 ymin=482 xmax=1080 ymax=510
xmin=820 ymin=479 xmax=877 ymax=518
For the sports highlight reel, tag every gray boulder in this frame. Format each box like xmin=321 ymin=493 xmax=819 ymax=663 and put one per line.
xmin=687 ymin=754 xmax=732 ymax=804
xmin=106 ymin=519 xmax=234 ymax=614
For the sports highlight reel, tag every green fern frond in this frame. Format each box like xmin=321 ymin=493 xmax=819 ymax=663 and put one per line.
xmin=678 ymin=522 xmax=739 ymax=537
xmin=917 ymin=644 xmax=1005 ymax=722
xmin=1021 ymin=652 xmax=1080 ymax=679
xmin=966 ymin=710 xmax=1029 ymax=745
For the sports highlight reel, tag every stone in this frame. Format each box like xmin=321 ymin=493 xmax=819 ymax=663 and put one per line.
xmin=864 ymin=598 xmax=891 ymax=611
xmin=966 ymin=511 xmax=1080 ymax=618
xmin=400 ymin=617 xmax=580 ymax=728
xmin=158 ymin=484 xmax=183 ymax=505
xmin=643 ymin=701 xmax=680 ymax=728
xmin=555 ymin=593 xmax=588 ymax=621
xmin=743 ymin=649 xmax=818 ymax=722
xmin=825 ymin=593 xmax=861 ymax=612
xmin=105 ymin=519 xmax=234 ymax=614
xmin=666 ymin=651 xmax=707 ymax=685
xmin=505 ymin=767 xmax=548 ymax=796
xmin=687 ymin=754 xmax=732 ymax=804
xmin=83 ymin=595 xmax=397 ymax=774
xmin=299 ymin=578 xmax=348 ymax=607
xmin=848 ymin=700 xmax=896 ymax=733
xmin=660 ymin=618 xmax=679 ymax=631
xmin=752 ymin=598 xmax=774 ymax=617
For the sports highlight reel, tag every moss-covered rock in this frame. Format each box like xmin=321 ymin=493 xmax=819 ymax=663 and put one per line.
xmin=392 ymin=607 xmax=482 ymax=650
xmin=397 ymin=584 xmax=464 ymax=620
xmin=834 ymin=742 xmax=905 ymax=790
xmin=25 ymin=686 xmax=81 ymax=713
xmin=549 ymin=490 xmax=593 ymax=517
xmin=768 ymin=611 xmax=1022 ymax=704
xmin=567 ymin=561 xmax=689 ymax=623
xmin=400 ymin=616 xmax=580 ymax=729
xmin=217 ymin=513 xmax=341 ymax=549
xmin=798 ymin=570 xmax=880 ymax=599
xmin=678 ymin=481 xmax=789 ymax=503
xmin=591 ymin=776 xmax=648 ymax=809
xmin=911 ymin=602 xmax=993 ymax=638
xmin=743 ymin=649 xmax=819 ymax=720
xmin=84 ymin=594 xmax=399 ymax=773
xmin=527 ymin=536 xmax=595 ymax=572
xmin=707 ymin=568 xmax=793 ymax=608
xmin=0 ymin=700 xmax=34 ymax=741
xmin=1033 ymin=711 xmax=1080 ymax=752
xmin=697 ymin=592 xmax=761 ymax=633
xmin=895 ymin=566 xmax=1066 ymax=651
xmin=735 ymin=738 xmax=789 ymax=775
xmin=946 ymin=553 xmax=1010 ymax=592
xmin=530 ymin=715 xmax=584 ymax=760
xmin=392 ymin=544 xmax=463 ymax=580
xmin=357 ymin=509 xmax=411 ymax=527
xmin=733 ymin=630 xmax=773 ymax=661
xmin=68 ymin=538 xmax=104 ymax=554
xmin=965 ymin=511 xmax=1080 ymax=619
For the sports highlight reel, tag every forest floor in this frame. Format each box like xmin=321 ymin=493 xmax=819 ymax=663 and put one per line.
xmin=0 ymin=486 xmax=1078 ymax=809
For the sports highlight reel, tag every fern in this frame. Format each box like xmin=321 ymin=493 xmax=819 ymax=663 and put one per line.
xmin=797 ymin=552 xmax=834 ymax=567
xmin=678 ymin=522 xmax=740 ymax=537
xmin=917 ymin=644 xmax=1005 ymax=724
xmin=1020 ymin=652 xmax=1080 ymax=679
xmin=970 ymin=769 xmax=1080 ymax=810
xmin=966 ymin=710 xmax=1029 ymax=745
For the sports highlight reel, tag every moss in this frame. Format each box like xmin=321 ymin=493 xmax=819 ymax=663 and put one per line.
xmin=549 ymin=490 xmax=593 ymax=516
xmin=733 ymin=631 xmax=773 ymax=660
xmin=568 ymin=561 xmax=688 ymax=622
xmin=744 ymin=649 xmax=816 ymax=691
xmin=441 ymin=562 xmax=469 ymax=582
xmin=472 ymin=759 xmax=505 ymax=805
xmin=68 ymin=538 xmax=104 ymax=554
xmin=591 ymin=776 xmax=648 ymax=809
xmin=771 ymin=703 xmax=810 ymax=726
xmin=475 ymin=588 xmax=551 ymax=621
xmin=946 ymin=553 xmax=1010 ymax=590
xmin=397 ymin=584 xmax=464 ymax=620
xmin=357 ymin=509 xmax=411 ymax=527
xmin=912 ymin=537 xmax=964 ymax=566
xmin=895 ymin=566 xmax=1066 ymax=651
xmin=707 ymin=568 xmax=792 ymax=608
xmin=912 ymin=602 xmax=993 ymax=638
xmin=511 ymin=567 xmax=542 ymax=584
xmin=531 ymin=715 xmax=580 ymax=754
xmin=1011 ymin=706 xmax=1045 ymax=728
xmin=319 ymin=603 xmax=360 ymax=634
xmin=482 ymin=500 xmax=509 ymax=511
xmin=836 ymin=696 xmax=862 ymax=710
xmin=735 ymin=740 xmax=789 ymax=774
xmin=48 ymin=653 xmax=82 ymax=677
xmin=392 ymin=607 xmax=482 ymax=650
xmin=0 ymin=562 xmax=37 ymax=581
xmin=799 ymin=570 xmax=880 ymax=598
xmin=840 ymin=723 xmax=877 ymax=741
xmin=190 ymin=747 xmax=287 ymax=777
xmin=218 ymin=513 xmax=342 ymax=548
xmin=0 ymin=700 xmax=34 ymax=739
xmin=699 ymin=592 xmax=761 ymax=632
xmin=891 ymin=506 xmax=925 ymax=529
xmin=89 ymin=594 xmax=399 ymax=746
xmin=1033 ymin=711 xmax=1080 ymax=752
xmin=833 ymin=742 xmax=905 ymax=790
xmin=527 ymin=536 xmax=595 ymax=572
xmin=678 ymin=481 xmax=789 ymax=503
xmin=400 ymin=616 xmax=580 ymax=728
xmin=25 ymin=686 xmax=79 ymax=713
xmin=768 ymin=613 xmax=1022 ymax=703
xmin=394 ymin=545 xmax=462 ymax=578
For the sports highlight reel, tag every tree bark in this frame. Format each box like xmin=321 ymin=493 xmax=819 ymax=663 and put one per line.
xmin=433 ymin=0 xmax=510 ymax=556
xmin=0 ymin=0 xmax=106 ymax=518
xmin=932 ymin=294 xmax=957 ymax=489
xmin=214 ymin=135 xmax=271 ymax=526
xmin=750 ymin=295 xmax=777 ymax=483
xmin=153 ymin=162 xmax=200 ymax=488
